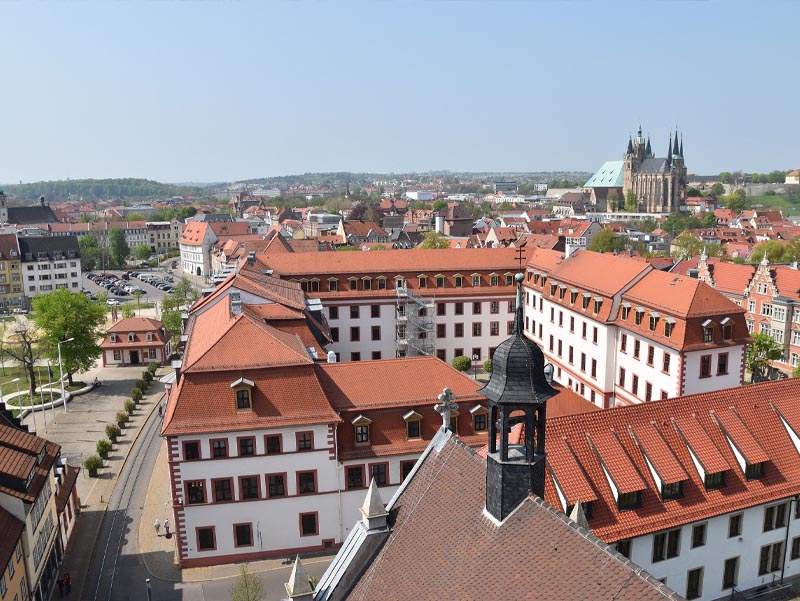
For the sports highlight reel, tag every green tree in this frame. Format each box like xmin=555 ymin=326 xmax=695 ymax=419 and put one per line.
xmin=588 ymin=228 xmax=626 ymax=253
xmin=606 ymin=189 xmax=620 ymax=212
xmin=702 ymin=212 xmax=718 ymax=228
xmin=173 ymin=277 xmax=199 ymax=306
xmin=229 ymin=564 xmax=265 ymax=601
xmin=109 ymin=227 xmax=130 ymax=267
xmin=746 ymin=332 xmax=783 ymax=383
xmin=709 ymin=183 xmax=724 ymax=197
xmin=719 ymin=172 xmax=733 ymax=184
xmin=748 ymin=241 xmax=793 ymax=264
xmin=32 ymin=290 xmax=106 ymax=386
xmin=452 ymin=355 xmax=471 ymax=372
xmin=672 ymin=233 xmax=704 ymax=260
xmin=125 ymin=212 xmax=148 ymax=221
xmin=78 ymin=234 xmax=102 ymax=271
xmin=624 ymin=189 xmax=638 ymax=212
xmin=432 ymin=199 xmax=448 ymax=212
xmin=686 ymin=187 xmax=702 ymax=198
xmin=134 ymin=244 xmax=152 ymax=261
xmin=420 ymin=232 xmax=450 ymax=249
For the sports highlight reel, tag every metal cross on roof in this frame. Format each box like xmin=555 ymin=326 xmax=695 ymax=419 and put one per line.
xmin=435 ymin=387 xmax=459 ymax=432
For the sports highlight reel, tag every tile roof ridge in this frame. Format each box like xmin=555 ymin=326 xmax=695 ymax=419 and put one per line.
xmin=247 ymin=316 xmax=314 ymax=364
xmin=182 ymin=303 xmax=239 ymax=370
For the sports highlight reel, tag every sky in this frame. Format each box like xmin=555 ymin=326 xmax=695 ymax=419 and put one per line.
xmin=0 ymin=1 xmax=797 ymax=183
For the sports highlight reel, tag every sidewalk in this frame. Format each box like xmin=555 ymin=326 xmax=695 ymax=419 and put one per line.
xmin=38 ymin=366 xmax=167 ymax=601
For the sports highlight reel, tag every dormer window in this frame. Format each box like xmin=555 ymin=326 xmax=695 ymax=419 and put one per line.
xmin=230 ymin=377 xmax=255 ymax=410
xmin=617 ymin=491 xmax=641 ymax=510
xmin=352 ymin=414 xmax=372 ymax=444
xmin=721 ymin=317 xmax=733 ymax=341
xmin=704 ymin=471 xmax=726 ymax=490
xmin=634 ymin=307 xmax=644 ymax=325
xmin=621 ymin=303 xmax=631 ymax=320
xmin=582 ymin=292 xmax=591 ymax=310
xmin=472 ymin=273 xmax=481 ymax=287
xmin=110 ymin=333 xmax=117 ymax=343
xmin=702 ymin=319 xmax=715 ymax=343
xmin=328 ymin=278 xmax=338 ymax=292
xmin=128 ymin=333 xmax=135 ymax=342
xmin=454 ymin=274 xmax=463 ymax=288
xmin=661 ymin=481 xmax=683 ymax=500
xmin=146 ymin=332 xmax=153 ymax=341
xmin=418 ymin=275 xmax=427 ymax=288
xmin=435 ymin=274 xmax=445 ymax=288
xmin=569 ymin=289 xmax=578 ymax=305
xmin=470 ymin=404 xmax=489 ymax=432
xmin=490 ymin=274 xmax=499 ymax=287
xmin=403 ymin=410 xmax=422 ymax=439
xmin=558 ymin=285 xmax=567 ymax=300
xmin=664 ymin=318 xmax=675 ymax=338
xmin=349 ymin=277 xmax=358 ymax=291
xmin=649 ymin=312 xmax=659 ymax=332
xmin=593 ymin=298 xmax=603 ymax=315
xmin=745 ymin=461 xmax=765 ymax=480
xmin=549 ymin=282 xmax=557 ymax=297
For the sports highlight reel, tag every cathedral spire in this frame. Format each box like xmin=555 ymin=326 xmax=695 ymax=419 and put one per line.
xmin=673 ymin=129 xmax=680 ymax=156
xmin=627 ymin=137 xmax=633 ymax=156
xmin=666 ymin=132 xmax=672 ymax=166
xmin=679 ymin=134 xmax=683 ymax=158
xmin=645 ymin=137 xmax=652 ymax=157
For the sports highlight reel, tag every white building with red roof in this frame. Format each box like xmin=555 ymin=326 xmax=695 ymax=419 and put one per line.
xmin=524 ymin=249 xmax=750 ymax=408
xmin=99 ymin=317 xmax=172 ymax=366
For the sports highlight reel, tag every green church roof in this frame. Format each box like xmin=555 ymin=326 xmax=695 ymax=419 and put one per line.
xmin=584 ymin=160 xmax=624 ymax=188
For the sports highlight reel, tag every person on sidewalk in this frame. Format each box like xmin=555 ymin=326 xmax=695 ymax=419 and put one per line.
xmin=64 ymin=573 xmax=72 ymax=595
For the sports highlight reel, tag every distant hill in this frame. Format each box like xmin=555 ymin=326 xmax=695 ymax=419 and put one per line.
xmin=1 ymin=178 xmax=211 ymax=202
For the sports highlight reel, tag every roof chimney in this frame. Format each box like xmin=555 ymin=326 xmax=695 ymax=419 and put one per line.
xmin=327 ymin=350 xmax=337 ymax=363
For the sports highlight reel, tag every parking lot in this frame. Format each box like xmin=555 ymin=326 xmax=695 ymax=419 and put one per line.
xmin=82 ymin=269 xmax=178 ymax=307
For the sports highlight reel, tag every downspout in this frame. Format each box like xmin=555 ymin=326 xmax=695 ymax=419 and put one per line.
xmin=780 ymin=494 xmax=798 ymax=585
xmin=334 ymin=415 xmax=344 ymax=544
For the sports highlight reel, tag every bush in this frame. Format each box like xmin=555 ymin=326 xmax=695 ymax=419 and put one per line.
xmin=451 ymin=355 xmax=472 ymax=373
xmin=147 ymin=361 xmax=160 ymax=374
xmin=483 ymin=358 xmax=493 ymax=373
xmin=131 ymin=388 xmax=142 ymax=403
xmin=142 ymin=371 xmax=153 ymax=383
xmin=84 ymin=454 xmax=102 ymax=474
xmin=116 ymin=410 xmax=129 ymax=425
xmin=96 ymin=439 xmax=112 ymax=456
xmin=136 ymin=379 xmax=147 ymax=391
xmin=124 ymin=399 xmax=136 ymax=414
xmin=105 ymin=423 xmax=121 ymax=441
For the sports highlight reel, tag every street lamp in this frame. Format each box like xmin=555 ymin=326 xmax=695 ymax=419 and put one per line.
xmin=472 ymin=353 xmax=479 ymax=380
xmin=58 ymin=338 xmax=75 ymax=413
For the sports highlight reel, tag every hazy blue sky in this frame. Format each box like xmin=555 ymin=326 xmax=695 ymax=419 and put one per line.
xmin=0 ymin=1 xmax=796 ymax=183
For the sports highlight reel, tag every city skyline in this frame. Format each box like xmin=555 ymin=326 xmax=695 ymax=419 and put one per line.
xmin=1 ymin=1 xmax=796 ymax=183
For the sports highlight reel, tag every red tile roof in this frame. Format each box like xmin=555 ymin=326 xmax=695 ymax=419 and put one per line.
xmin=346 ymin=433 xmax=678 ymax=600
xmin=545 ymin=378 xmax=800 ymax=542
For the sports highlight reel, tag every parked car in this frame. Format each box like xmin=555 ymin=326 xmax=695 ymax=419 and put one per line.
xmin=106 ymin=299 xmax=120 ymax=306
xmin=13 ymin=308 xmax=29 ymax=314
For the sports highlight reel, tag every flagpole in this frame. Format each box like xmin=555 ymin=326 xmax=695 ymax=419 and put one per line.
xmin=47 ymin=363 xmax=55 ymax=424
xmin=37 ymin=365 xmax=47 ymax=433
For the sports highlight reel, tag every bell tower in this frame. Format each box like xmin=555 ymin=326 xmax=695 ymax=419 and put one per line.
xmin=480 ymin=273 xmax=556 ymax=523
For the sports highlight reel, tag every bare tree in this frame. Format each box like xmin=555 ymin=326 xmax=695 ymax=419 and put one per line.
xmin=3 ymin=318 xmax=39 ymax=398
xmin=229 ymin=564 xmax=264 ymax=601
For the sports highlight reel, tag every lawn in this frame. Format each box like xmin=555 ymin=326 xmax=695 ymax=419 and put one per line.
xmin=747 ymin=194 xmax=800 ymax=214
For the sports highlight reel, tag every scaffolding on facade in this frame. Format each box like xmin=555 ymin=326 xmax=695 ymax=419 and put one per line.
xmin=395 ymin=285 xmax=435 ymax=358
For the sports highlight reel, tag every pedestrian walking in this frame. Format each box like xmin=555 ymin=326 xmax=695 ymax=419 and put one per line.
xmin=64 ymin=573 xmax=72 ymax=595
xmin=164 ymin=518 xmax=170 ymax=535
xmin=57 ymin=577 xmax=64 ymax=597
xmin=158 ymin=404 xmax=163 ymax=417
xmin=154 ymin=519 xmax=161 ymax=536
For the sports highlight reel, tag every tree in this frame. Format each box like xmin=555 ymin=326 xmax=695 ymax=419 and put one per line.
xmin=229 ymin=564 xmax=264 ymax=601
xmin=746 ymin=332 xmax=782 ymax=383
xmin=588 ymin=228 xmax=626 ymax=254
xmin=109 ymin=227 xmax=130 ymax=267
xmin=624 ymin=189 xmax=638 ymax=212
xmin=32 ymin=290 xmax=106 ymax=386
xmin=748 ymin=241 xmax=794 ymax=264
xmin=606 ymin=189 xmax=620 ymax=212
xmin=452 ymin=355 xmax=471 ymax=372
xmin=671 ymin=233 xmax=704 ymax=260
xmin=4 ymin=319 xmax=40 ymax=399
xmin=702 ymin=212 xmax=718 ymax=228
xmin=173 ymin=277 xmax=199 ymax=306
xmin=420 ymin=232 xmax=450 ymax=250
xmin=78 ymin=234 xmax=102 ymax=271
xmin=720 ymin=172 xmax=733 ymax=184
xmin=686 ymin=187 xmax=702 ymax=198
xmin=709 ymin=183 xmax=725 ymax=197
xmin=124 ymin=212 xmax=148 ymax=221
xmin=432 ymin=199 xmax=448 ymax=212
xmin=134 ymin=244 xmax=152 ymax=261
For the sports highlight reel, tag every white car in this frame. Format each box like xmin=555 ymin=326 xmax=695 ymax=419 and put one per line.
xmin=106 ymin=299 xmax=120 ymax=306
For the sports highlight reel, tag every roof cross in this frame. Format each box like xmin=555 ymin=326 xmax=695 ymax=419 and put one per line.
xmin=435 ymin=387 xmax=459 ymax=432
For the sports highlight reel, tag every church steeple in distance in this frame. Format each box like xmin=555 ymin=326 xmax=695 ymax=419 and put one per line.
xmin=673 ymin=129 xmax=680 ymax=157
xmin=480 ymin=273 xmax=556 ymax=523
xmin=666 ymin=132 xmax=673 ymax=166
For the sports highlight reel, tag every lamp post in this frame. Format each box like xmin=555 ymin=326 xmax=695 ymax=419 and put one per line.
xmin=472 ymin=353 xmax=479 ymax=380
xmin=58 ymin=337 xmax=75 ymax=413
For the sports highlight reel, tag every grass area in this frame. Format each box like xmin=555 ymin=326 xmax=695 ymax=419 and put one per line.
xmin=10 ymin=382 xmax=86 ymax=407
xmin=0 ymin=366 xmax=35 ymax=398
xmin=747 ymin=194 xmax=800 ymax=214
